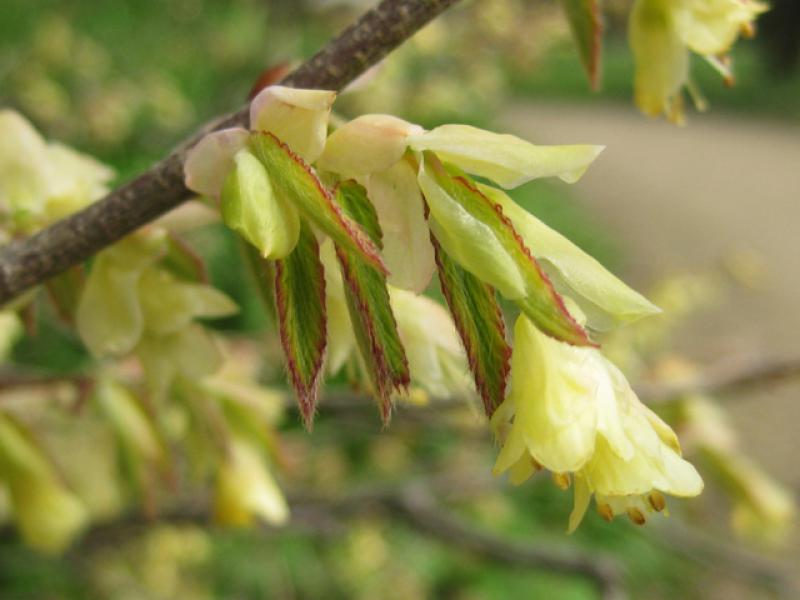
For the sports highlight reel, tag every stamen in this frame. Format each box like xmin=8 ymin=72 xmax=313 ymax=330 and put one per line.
xmin=552 ymin=472 xmax=571 ymax=490
xmin=648 ymin=491 xmax=666 ymax=512
xmin=627 ymin=508 xmax=646 ymax=525
xmin=597 ymin=503 xmax=614 ymax=522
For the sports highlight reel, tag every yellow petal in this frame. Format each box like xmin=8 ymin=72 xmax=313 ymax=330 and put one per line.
xmin=367 ymin=160 xmax=435 ymax=292
xmin=408 ymin=124 xmax=604 ymax=188
xmin=95 ymin=379 xmax=163 ymax=463
xmin=11 ymin=477 xmax=87 ymax=553
xmin=76 ymin=232 xmax=168 ymax=357
xmin=481 ymin=185 xmax=661 ymax=329
xmin=0 ymin=414 xmax=87 ymax=553
xmin=44 ymin=142 xmax=114 ymax=221
xmin=568 ymin=474 xmax=592 ymax=533
xmin=674 ymin=0 xmax=767 ymax=56
xmin=183 ymin=127 xmax=249 ymax=198
xmin=249 ymin=85 xmax=335 ymax=163
xmin=77 ymin=260 xmax=144 ymax=356
xmin=316 ymin=114 xmax=423 ymax=176
xmin=214 ymin=437 xmax=289 ymax=527
xmin=0 ymin=109 xmax=53 ymax=221
xmin=389 ymin=287 xmax=471 ymax=399
xmin=629 ymin=0 xmax=689 ymax=123
xmin=510 ymin=315 xmax=598 ymax=473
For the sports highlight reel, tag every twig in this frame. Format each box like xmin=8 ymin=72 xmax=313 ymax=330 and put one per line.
xmin=653 ymin=520 xmax=798 ymax=599
xmin=386 ymin=489 xmax=627 ymax=600
xmin=4 ymin=354 xmax=800 ymax=414
xmin=637 ymin=355 xmax=800 ymax=403
xmin=44 ymin=474 xmax=624 ymax=599
xmin=0 ymin=0 xmax=461 ymax=305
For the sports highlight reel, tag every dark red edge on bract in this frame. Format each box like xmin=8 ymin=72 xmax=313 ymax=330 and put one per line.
xmin=334 ymin=237 xmax=410 ymax=426
xmin=273 ymin=237 xmax=328 ymax=431
xmin=256 ymin=131 xmax=388 ymax=276
xmin=450 ymin=174 xmax=596 ymax=348
xmin=429 ymin=232 xmax=511 ymax=419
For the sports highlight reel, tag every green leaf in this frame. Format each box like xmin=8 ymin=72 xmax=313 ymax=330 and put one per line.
xmin=431 ymin=234 xmax=510 ymax=417
xmin=274 ymin=221 xmax=328 ymax=428
xmin=420 ymin=153 xmax=593 ymax=347
xmin=248 ymin=132 xmax=385 ymax=274
xmin=334 ymin=180 xmax=410 ymax=423
xmin=562 ymin=0 xmax=604 ymax=90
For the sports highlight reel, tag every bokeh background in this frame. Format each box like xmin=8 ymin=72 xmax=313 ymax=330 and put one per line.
xmin=1 ymin=0 xmax=799 ymax=598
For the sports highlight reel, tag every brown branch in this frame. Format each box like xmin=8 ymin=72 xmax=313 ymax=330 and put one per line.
xmin=5 ymin=354 xmax=800 ymax=413
xmin=636 ymin=355 xmax=800 ymax=404
xmin=49 ymin=475 xmax=625 ymax=599
xmin=0 ymin=0 xmax=462 ymax=305
xmin=385 ymin=489 xmax=627 ymax=600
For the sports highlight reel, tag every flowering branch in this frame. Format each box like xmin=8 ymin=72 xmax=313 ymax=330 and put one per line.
xmin=0 ymin=0 xmax=461 ymax=305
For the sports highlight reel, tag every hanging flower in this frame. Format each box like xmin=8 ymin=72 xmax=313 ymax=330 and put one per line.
xmin=181 ymin=85 xmax=702 ymax=528
xmin=492 ymin=314 xmax=703 ymax=530
xmin=76 ymin=228 xmax=238 ymax=396
xmin=213 ymin=436 xmax=289 ymax=527
xmin=629 ymin=0 xmax=767 ymax=124
xmin=0 ymin=412 xmax=88 ymax=553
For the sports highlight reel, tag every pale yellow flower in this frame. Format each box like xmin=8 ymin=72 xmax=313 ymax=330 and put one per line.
xmin=0 ymin=413 xmax=87 ymax=553
xmin=492 ymin=314 xmax=703 ymax=530
xmin=629 ymin=0 xmax=767 ymax=123
xmin=0 ymin=109 xmax=113 ymax=233
xmin=76 ymin=229 xmax=237 ymax=396
xmin=213 ymin=436 xmax=289 ymax=527
xmin=184 ymin=86 xmax=335 ymax=261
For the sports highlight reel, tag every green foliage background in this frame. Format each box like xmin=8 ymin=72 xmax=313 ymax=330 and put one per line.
xmin=0 ymin=0 xmax=794 ymax=598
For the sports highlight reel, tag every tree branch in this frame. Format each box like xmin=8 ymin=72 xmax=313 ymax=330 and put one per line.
xmin=53 ymin=475 xmax=626 ymax=599
xmin=636 ymin=355 xmax=800 ymax=403
xmin=0 ymin=0 xmax=461 ymax=304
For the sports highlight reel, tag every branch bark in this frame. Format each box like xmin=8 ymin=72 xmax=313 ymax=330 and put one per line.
xmin=0 ymin=0 xmax=461 ymax=304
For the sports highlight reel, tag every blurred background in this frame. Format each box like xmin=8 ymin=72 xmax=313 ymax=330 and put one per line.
xmin=1 ymin=0 xmax=799 ymax=598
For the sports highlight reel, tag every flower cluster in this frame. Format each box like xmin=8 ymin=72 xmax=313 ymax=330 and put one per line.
xmin=629 ymin=0 xmax=767 ymax=123
xmin=185 ymin=84 xmax=703 ymax=528
xmin=0 ymin=109 xmax=113 ymax=237
xmin=76 ymin=227 xmax=238 ymax=396
xmin=492 ymin=314 xmax=703 ymax=529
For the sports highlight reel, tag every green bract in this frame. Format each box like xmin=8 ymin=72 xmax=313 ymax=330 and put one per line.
xmin=274 ymin=222 xmax=328 ymax=428
xmin=479 ymin=184 xmax=660 ymax=329
xmin=334 ymin=180 xmax=409 ymax=422
xmin=431 ymin=236 xmax=510 ymax=416
xmin=248 ymin=132 xmax=385 ymax=274
xmin=221 ymin=149 xmax=300 ymax=260
xmin=420 ymin=153 xmax=592 ymax=347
